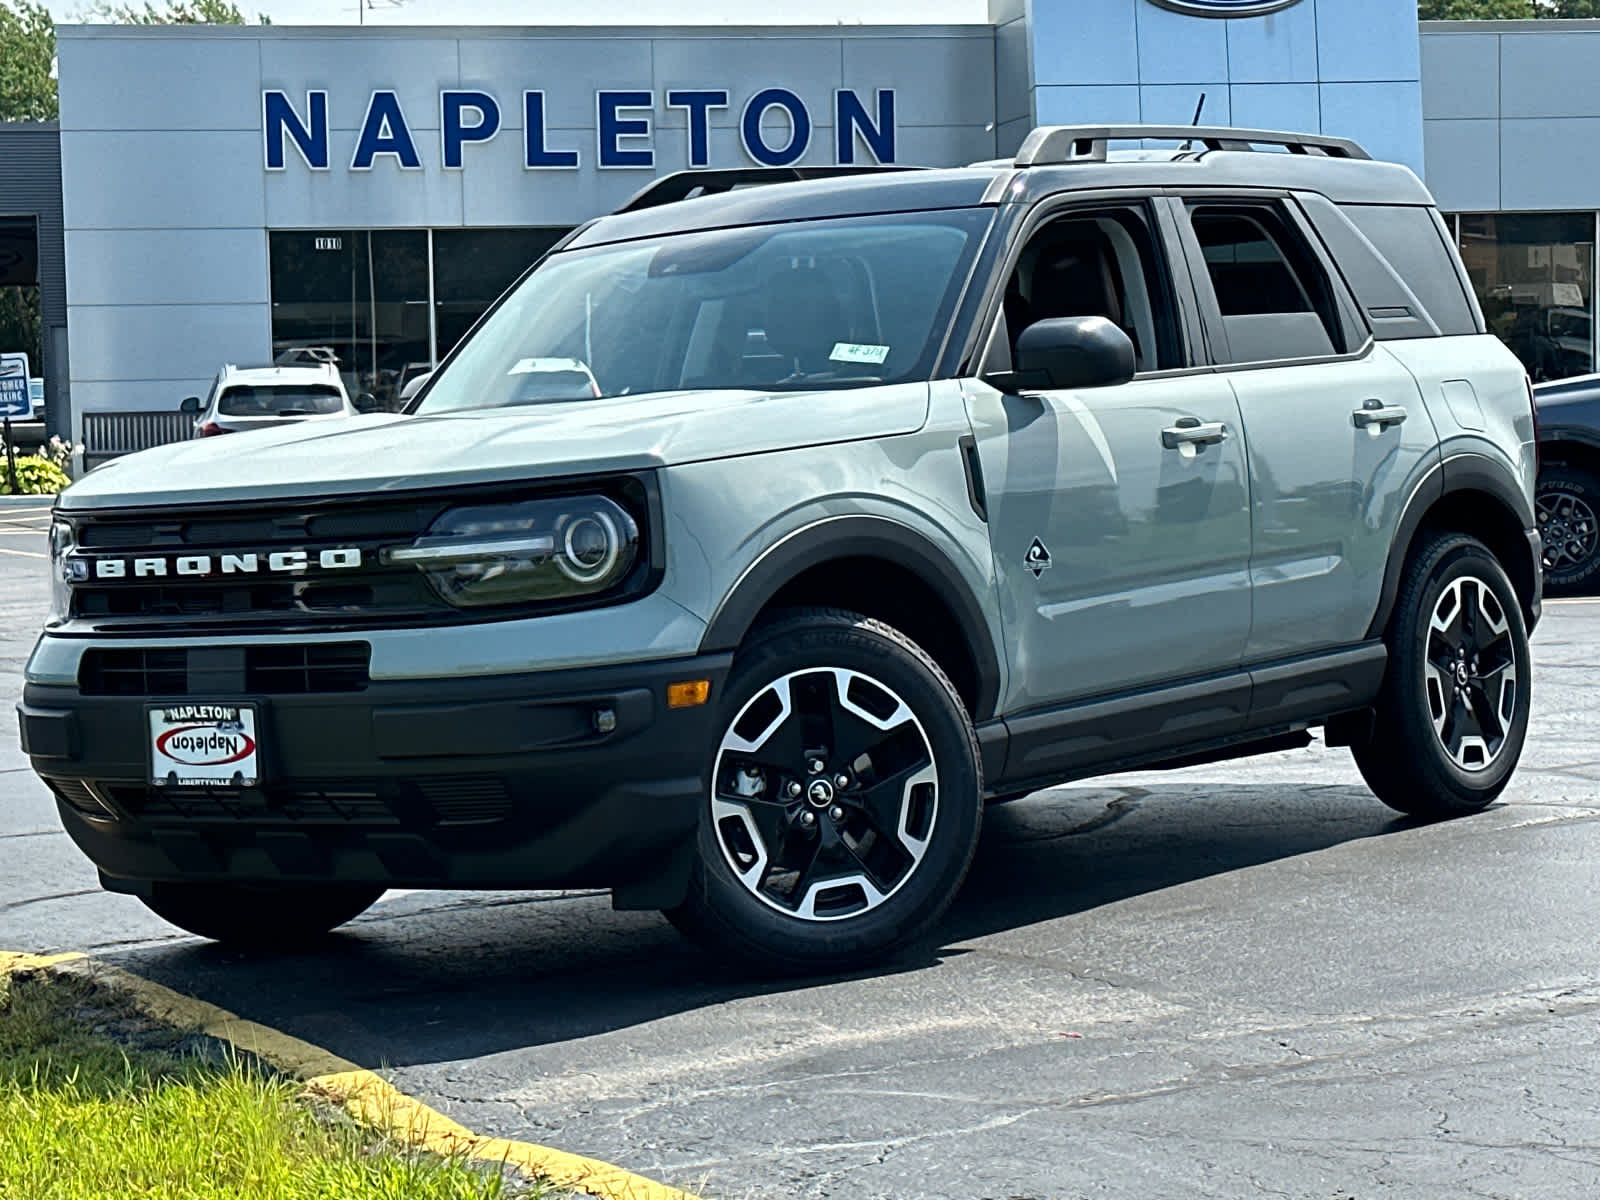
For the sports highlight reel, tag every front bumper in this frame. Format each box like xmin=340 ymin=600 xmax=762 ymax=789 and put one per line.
xmin=19 ymin=652 xmax=731 ymax=908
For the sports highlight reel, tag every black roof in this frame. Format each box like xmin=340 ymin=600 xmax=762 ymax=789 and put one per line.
xmin=569 ymin=128 xmax=1436 ymax=250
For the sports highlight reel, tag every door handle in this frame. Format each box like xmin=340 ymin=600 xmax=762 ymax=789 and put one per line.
xmin=1352 ymin=400 xmax=1408 ymax=429
xmin=1161 ymin=418 xmax=1228 ymax=449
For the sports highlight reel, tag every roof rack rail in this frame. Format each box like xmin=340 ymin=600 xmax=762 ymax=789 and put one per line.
xmin=614 ymin=165 xmax=922 ymax=213
xmin=1014 ymin=125 xmax=1370 ymax=167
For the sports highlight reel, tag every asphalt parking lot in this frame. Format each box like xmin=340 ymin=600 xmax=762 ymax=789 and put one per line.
xmin=5 ymin=509 xmax=1600 ymax=1199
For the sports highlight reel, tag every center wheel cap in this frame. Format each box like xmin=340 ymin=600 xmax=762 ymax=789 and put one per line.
xmin=1455 ymin=662 xmax=1470 ymax=686
xmin=806 ymin=779 xmax=836 ymax=808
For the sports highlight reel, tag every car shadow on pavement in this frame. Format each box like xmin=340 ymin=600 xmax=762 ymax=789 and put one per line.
xmin=101 ymin=781 xmax=1419 ymax=1071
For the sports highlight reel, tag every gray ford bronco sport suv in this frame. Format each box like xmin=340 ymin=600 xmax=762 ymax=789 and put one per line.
xmin=20 ymin=125 xmax=1541 ymax=973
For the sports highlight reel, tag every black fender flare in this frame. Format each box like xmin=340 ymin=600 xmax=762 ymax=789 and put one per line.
xmin=1366 ymin=452 xmax=1539 ymax=638
xmin=698 ymin=515 xmax=1003 ymax=721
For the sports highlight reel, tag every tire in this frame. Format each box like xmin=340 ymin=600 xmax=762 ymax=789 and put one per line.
xmin=667 ymin=607 xmax=983 ymax=974
xmin=1537 ymin=463 xmax=1600 ymax=595
xmin=140 ymin=881 xmax=384 ymax=947
xmin=1353 ymin=533 xmax=1531 ymax=819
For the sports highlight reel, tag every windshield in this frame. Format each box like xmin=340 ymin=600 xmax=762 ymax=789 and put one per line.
xmin=219 ymin=384 xmax=345 ymax=416
xmin=415 ymin=209 xmax=992 ymax=414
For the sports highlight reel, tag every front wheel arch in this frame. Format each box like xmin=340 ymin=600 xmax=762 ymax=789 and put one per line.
xmin=700 ymin=517 xmax=1003 ymax=722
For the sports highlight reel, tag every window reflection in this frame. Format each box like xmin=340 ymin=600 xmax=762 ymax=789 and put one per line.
xmin=1457 ymin=213 xmax=1595 ymax=382
xmin=269 ymin=228 xmax=570 ymax=409
xmin=432 ymin=228 xmax=568 ymax=359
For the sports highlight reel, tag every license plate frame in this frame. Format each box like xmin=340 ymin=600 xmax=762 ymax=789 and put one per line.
xmin=148 ymin=703 xmax=261 ymax=788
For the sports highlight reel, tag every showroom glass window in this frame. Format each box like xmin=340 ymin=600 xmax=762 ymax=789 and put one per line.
xmin=269 ymin=228 xmax=570 ymax=408
xmin=1456 ymin=213 xmax=1596 ymax=382
xmin=432 ymin=229 xmax=568 ymax=359
xmin=269 ymin=231 xmax=429 ymax=411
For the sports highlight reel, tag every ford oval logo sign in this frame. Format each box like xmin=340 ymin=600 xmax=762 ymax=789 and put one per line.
xmin=1148 ymin=0 xmax=1305 ymax=16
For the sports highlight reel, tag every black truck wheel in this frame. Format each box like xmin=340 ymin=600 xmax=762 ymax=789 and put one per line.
xmin=1537 ymin=463 xmax=1600 ymax=595
xmin=668 ymin=608 xmax=983 ymax=974
xmin=1353 ymin=533 xmax=1530 ymax=819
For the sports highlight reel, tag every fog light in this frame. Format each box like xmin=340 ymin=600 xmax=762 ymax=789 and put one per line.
xmin=593 ymin=707 xmax=617 ymax=734
xmin=667 ymin=680 xmax=711 ymax=709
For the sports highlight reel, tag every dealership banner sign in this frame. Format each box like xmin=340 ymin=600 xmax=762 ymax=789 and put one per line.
xmin=263 ymin=87 xmax=898 ymax=173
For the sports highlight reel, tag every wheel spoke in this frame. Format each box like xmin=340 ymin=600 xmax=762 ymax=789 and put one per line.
xmin=791 ymin=822 xmax=886 ymax=910
xmin=1465 ymin=682 xmax=1504 ymax=746
xmin=852 ymin=758 xmax=934 ymax=845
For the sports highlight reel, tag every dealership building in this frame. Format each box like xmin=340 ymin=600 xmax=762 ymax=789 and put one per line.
xmin=2 ymin=0 xmax=1600 ymax=441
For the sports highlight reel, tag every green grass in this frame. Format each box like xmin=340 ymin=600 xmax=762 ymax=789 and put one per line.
xmin=0 ymin=971 xmax=542 ymax=1200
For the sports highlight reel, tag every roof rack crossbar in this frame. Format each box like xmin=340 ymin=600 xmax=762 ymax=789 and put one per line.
xmin=614 ymin=165 xmax=923 ymax=213
xmin=1014 ymin=125 xmax=1370 ymax=167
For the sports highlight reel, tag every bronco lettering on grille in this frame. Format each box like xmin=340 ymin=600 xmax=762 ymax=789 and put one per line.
xmin=79 ymin=548 xmax=364 ymax=581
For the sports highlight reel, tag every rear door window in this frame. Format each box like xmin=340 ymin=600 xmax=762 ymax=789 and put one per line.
xmin=218 ymin=384 xmax=344 ymax=416
xmin=1186 ymin=204 xmax=1347 ymax=365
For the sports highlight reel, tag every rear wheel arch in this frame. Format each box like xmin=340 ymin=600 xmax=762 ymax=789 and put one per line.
xmin=1369 ymin=458 xmax=1539 ymax=638
xmin=700 ymin=517 xmax=1002 ymax=722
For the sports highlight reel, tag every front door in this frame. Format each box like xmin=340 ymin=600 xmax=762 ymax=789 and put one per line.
xmin=964 ymin=200 xmax=1253 ymax=717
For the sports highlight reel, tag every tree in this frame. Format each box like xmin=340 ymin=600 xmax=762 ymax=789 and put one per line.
xmin=0 ymin=2 xmax=56 ymax=122
xmin=0 ymin=0 xmax=266 ymax=124
xmin=1421 ymin=0 xmax=1600 ymax=15
xmin=82 ymin=0 xmax=268 ymax=22
xmin=0 ymin=287 xmax=41 ymax=375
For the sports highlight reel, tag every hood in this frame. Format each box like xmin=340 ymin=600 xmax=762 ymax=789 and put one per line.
xmin=60 ymin=383 xmax=930 ymax=510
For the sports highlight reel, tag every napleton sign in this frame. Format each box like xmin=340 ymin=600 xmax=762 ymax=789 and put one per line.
xmin=262 ymin=86 xmax=901 ymax=173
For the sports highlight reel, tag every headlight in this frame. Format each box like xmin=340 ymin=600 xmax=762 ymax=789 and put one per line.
xmin=382 ymin=495 xmax=640 ymax=608
xmin=46 ymin=518 xmax=75 ymax=626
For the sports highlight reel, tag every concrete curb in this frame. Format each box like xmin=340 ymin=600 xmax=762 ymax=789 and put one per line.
xmin=1 ymin=950 xmax=705 ymax=1200
xmin=0 ymin=494 xmax=59 ymax=509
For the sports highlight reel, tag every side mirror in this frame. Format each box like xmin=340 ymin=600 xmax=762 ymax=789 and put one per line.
xmin=1009 ymin=316 xmax=1136 ymax=391
xmin=179 ymin=396 xmax=201 ymax=415
xmin=355 ymin=392 xmax=379 ymax=413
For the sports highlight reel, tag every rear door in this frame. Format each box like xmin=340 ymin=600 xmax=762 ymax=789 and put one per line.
xmin=1170 ymin=194 xmax=1435 ymax=662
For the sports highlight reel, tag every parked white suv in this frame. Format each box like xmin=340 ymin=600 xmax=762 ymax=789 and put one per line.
xmin=185 ymin=363 xmax=357 ymax=438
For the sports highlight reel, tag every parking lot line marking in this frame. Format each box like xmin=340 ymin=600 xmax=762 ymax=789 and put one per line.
xmin=0 ymin=545 xmax=46 ymax=558
xmin=0 ymin=950 xmax=703 ymax=1200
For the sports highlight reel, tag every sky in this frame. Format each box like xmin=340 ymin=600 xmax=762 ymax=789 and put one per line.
xmin=50 ymin=0 xmax=989 ymax=25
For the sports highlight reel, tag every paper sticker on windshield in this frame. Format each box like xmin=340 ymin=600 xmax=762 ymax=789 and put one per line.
xmin=509 ymin=357 xmax=586 ymax=375
xmin=830 ymin=343 xmax=890 ymax=365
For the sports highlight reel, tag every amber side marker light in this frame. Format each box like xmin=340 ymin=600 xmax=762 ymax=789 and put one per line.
xmin=668 ymin=680 xmax=711 ymax=709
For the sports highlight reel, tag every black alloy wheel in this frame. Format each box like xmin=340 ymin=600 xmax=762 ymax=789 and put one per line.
xmin=1421 ymin=574 xmax=1519 ymax=772
xmin=1537 ymin=464 xmax=1600 ymax=594
xmin=1353 ymin=533 xmax=1531 ymax=818
xmin=668 ymin=608 xmax=982 ymax=974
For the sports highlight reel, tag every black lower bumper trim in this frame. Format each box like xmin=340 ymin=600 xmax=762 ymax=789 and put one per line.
xmin=21 ymin=652 xmax=731 ymax=908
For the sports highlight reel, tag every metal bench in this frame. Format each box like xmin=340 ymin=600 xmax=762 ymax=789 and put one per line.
xmin=83 ymin=411 xmax=194 ymax=469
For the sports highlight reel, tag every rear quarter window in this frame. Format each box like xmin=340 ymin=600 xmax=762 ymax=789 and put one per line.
xmin=1339 ymin=204 xmax=1480 ymax=337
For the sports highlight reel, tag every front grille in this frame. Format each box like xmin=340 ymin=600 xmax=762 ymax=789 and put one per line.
xmin=244 ymin=643 xmax=371 ymax=694
xmin=49 ymin=779 xmax=114 ymax=817
xmin=103 ymin=775 xmax=512 ymax=828
xmin=80 ymin=644 xmax=370 ymax=696
xmin=60 ymin=480 xmax=653 ymax=632
xmin=415 ymin=776 xmax=512 ymax=826
xmin=110 ymin=783 xmax=396 ymax=825
xmin=79 ymin=648 xmax=187 ymax=695
xmin=68 ymin=492 xmax=451 ymax=629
